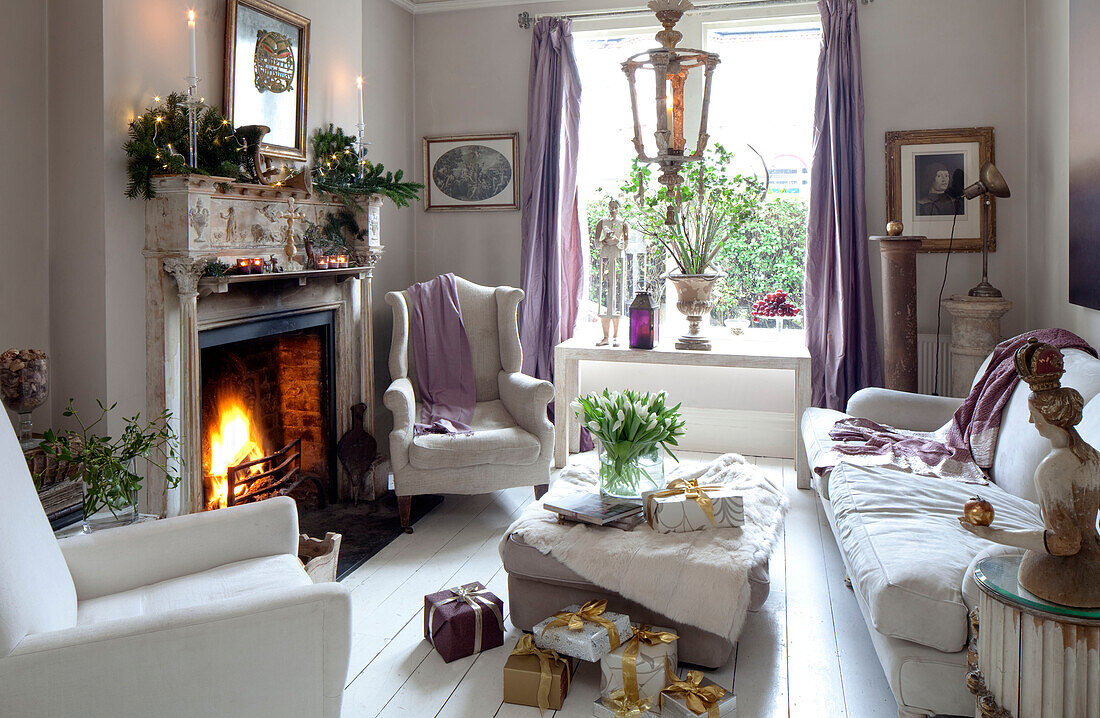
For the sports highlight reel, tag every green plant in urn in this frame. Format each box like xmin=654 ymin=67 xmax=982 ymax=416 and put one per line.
xmin=573 ymin=389 xmax=686 ymax=499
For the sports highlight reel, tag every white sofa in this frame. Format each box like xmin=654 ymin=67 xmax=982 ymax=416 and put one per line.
xmin=0 ymin=412 xmax=352 ymax=718
xmin=801 ymin=346 xmax=1100 ymax=718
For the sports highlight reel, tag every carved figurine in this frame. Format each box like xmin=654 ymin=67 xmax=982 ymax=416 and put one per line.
xmin=959 ymin=338 xmax=1100 ymax=607
xmin=593 ymin=199 xmax=629 ymax=346
xmin=279 ymin=197 xmax=305 ymax=271
xmin=219 ymin=207 xmax=236 ymax=243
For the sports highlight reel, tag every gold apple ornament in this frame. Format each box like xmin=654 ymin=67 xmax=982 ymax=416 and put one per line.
xmin=962 ymin=495 xmax=994 ymax=526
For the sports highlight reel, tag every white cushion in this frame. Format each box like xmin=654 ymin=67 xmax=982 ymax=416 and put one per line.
xmin=799 ymin=406 xmax=848 ymax=499
xmin=989 ymin=348 xmax=1100 ymax=501
xmin=76 ymin=554 xmax=311 ymax=626
xmin=410 ymin=399 xmax=540 ymax=470
xmin=829 ymin=463 xmax=1041 ymax=653
xmin=0 ymin=412 xmax=77 ymax=656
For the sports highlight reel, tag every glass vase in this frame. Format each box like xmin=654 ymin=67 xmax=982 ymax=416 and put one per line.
xmin=0 ymin=352 xmax=49 ymax=450
xmin=596 ymin=439 xmax=665 ymax=500
xmin=82 ymin=463 xmax=139 ymax=533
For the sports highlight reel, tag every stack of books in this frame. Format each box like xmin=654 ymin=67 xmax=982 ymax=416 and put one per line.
xmin=542 ymin=492 xmax=645 ymax=530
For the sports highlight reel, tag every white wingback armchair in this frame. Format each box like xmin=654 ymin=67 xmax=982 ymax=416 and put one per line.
xmin=0 ymin=412 xmax=352 ymax=718
xmin=384 ymin=277 xmax=554 ymax=531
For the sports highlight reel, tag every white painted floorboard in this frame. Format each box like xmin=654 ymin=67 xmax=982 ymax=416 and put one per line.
xmin=341 ymin=454 xmax=900 ymax=718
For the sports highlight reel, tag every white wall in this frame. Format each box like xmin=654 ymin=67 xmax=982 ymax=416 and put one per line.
xmin=1 ymin=1 xmax=52 ymax=430
xmin=363 ymin=0 xmax=417 ymax=440
xmin=859 ymin=0 xmax=1028 ymax=340
xmin=49 ymin=0 xmax=109 ymax=428
xmin=1024 ymin=0 xmax=1100 ymax=344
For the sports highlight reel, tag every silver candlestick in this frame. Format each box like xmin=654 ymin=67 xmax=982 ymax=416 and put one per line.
xmin=185 ymin=76 xmax=201 ymax=168
xmin=356 ymin=121 xmax=370 ymax=181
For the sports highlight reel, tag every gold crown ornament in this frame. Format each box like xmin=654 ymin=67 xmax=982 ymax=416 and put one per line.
xmin=1014 ymin=337 xmax=1065 ymax=392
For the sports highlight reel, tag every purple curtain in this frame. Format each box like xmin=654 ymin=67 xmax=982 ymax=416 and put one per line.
xmin=519 ymin=17 xmax=583 ymax=383
xmin=805 ymin=0 xmax=881 ymax=410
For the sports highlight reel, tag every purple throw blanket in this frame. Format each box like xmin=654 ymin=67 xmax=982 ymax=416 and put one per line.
xmin=826 ymin=329 xmax=1096 ymax=482
xmin=407 ymin=274 xmax=476 ymax=435
xmin=942 ymin=328 xmax=1095 ymax=466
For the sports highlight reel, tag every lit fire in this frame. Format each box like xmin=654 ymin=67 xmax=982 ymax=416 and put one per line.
xmin=206 ymin=400 xmax=266 ymax=510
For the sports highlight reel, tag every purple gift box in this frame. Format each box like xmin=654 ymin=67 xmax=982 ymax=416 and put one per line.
xmin=423 ymin=581 xmax=505 ymax=662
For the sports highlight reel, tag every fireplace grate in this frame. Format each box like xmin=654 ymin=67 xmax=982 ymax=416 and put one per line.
xmin=227 ymin=437 xmax=326 ymax=509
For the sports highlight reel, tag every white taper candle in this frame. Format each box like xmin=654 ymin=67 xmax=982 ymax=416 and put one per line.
xmin=188 ymin=10 xmax=197 ymax=80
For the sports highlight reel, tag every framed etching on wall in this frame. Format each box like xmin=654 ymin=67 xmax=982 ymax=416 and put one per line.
xmin=224 ymin=0 xmax=310 ymax=162
xmin=423 ymin=134 xmax=520 ymax=211
xmin=885 ymin=127 xmax=996 ymax=252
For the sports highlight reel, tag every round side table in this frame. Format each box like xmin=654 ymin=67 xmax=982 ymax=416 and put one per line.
xmin=967 ymin=554 xmax=1100 ymax=718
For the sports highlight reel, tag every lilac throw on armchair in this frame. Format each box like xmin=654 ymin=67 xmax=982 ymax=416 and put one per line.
xmin=407 ymin=274 xmax=476 ymax=435
xmin=805 ymin=0 xmax=881 ymax=410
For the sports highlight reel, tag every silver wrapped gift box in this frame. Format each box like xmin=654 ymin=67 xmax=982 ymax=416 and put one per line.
xmin=592 ymin=694 xmax=661 ymax=718
xmin=533 ymin=601 xmax=632 ymax=662
xmin=660 ymin=671 xmax=737 ymax=717
xmin=600 ymin=625 xmax=678 ymax=704
xmin=643 ymin=480 xmax=744 ymax=533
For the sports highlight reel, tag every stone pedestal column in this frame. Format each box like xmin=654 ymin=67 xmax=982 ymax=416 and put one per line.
xmin=872 ymin=236 xmax=923 ymax=392
xmin=940 ymin=294 xmax=1013 ymax=397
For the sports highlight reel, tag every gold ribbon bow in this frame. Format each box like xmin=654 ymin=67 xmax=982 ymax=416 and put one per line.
xmin=660 ymin=665 xmax=727 ymax=718
xmin=620 ymin=625 xmax=678 ymax=702
xmin=602 ymin=689 xmax=654 ymax=717
xmin=510 ymin=635 xmax=571 ymax=713
xmin=540 ymin=599 xmax=621 ymax=650
xmin=427 ymin=583 xmax=504 ymax=654
xmin=644 ymin=478 xmax=725 ymax=527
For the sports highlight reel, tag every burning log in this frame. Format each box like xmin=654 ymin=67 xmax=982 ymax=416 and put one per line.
xmin=225 ymin=437 xmax=326 ymax=509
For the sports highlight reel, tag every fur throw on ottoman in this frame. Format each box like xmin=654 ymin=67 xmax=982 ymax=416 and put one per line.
xmin=504 ymin=454 xmax=789 ymax=642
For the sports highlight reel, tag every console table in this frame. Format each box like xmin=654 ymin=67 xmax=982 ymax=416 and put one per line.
xmin=968 ymin=554 xmax=1100 ymax=717
xmin=553 ymin=336 xmax=813 ymax=488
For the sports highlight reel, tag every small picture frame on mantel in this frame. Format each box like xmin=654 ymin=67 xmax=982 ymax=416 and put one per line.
xmin=423 ymin=133 xmax=521 ymax=211
xmin=885 ymin=127 xmax=996 ymax=253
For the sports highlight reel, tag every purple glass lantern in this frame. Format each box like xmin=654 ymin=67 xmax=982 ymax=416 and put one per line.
xmin=629 ymin=291 xmax=658 ymax=349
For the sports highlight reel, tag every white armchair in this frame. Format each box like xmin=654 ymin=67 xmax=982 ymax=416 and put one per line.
xmin=0 ymin=413 xmax=351 ymax=718
xmin=384 ymin=277 xmax=554 ymax=531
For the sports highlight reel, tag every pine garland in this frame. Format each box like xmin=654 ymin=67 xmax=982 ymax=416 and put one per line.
xmin=123 ymin=93 xmax=242 ymax=200
xmin=310 ymin=124 xmax=423 ymax=209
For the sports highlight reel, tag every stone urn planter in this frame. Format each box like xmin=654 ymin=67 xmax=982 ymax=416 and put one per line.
xmin=668 ymin=273 xmax=723 ymax=350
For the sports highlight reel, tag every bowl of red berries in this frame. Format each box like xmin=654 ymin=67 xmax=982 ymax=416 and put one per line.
xmin=751 ymin=290 xmax=801 ymax=335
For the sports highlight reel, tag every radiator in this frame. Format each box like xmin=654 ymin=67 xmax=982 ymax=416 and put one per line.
xmin=917 ymin=333 xmax=951 ymax=396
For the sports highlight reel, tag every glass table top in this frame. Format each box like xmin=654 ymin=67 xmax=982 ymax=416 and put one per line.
xmin=974 ymin=554 xmax=1100 ymax=620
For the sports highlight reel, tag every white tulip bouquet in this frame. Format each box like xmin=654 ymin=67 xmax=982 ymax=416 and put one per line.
xmin=573 ymin=389 xmax=687 ymax=497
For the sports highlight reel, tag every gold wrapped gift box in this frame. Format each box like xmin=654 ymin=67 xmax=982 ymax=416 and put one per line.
xmin=502 ymin=636 xmax=575 ymax=711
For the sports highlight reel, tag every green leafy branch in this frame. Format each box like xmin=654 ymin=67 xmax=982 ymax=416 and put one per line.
xmin=310 ymin=124 xmax=423 ymax=209
xmin=123 ymin=92 xmax=243 ymax=200
xmin=40 ymin=399 xmax=181 ymax=519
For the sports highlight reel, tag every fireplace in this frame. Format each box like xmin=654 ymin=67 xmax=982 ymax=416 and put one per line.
xmin=199 ymin=310 xmax=337 ymax=510
xmin=144 ymin=176 xmax=383 ymax=516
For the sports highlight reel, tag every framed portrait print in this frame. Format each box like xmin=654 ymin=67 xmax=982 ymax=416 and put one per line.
xmin=224 ymin=0 xmax=310 ymax=162
xmin=423 ymin=134 xmax=520 ymax=211
xmin=885 ymin=127 xmax=996 ymax=252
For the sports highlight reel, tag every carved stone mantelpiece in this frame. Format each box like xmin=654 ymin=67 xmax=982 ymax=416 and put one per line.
xmin=144 ymin=175 xmax=384 ymax=516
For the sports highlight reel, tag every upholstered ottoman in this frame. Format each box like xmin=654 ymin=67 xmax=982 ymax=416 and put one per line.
xmin=499 ymin=531 xmax=770 ymax=668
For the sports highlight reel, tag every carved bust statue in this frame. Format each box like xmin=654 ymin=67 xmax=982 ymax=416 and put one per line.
xmin=959 ymin=338 xmax=1100 ymax=607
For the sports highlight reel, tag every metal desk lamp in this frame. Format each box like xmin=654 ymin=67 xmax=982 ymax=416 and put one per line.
xmin=962 ymin=162 xmax=1012 ymax=297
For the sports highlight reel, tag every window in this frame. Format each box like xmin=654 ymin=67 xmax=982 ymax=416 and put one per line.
xmin=574 ymin=14 xmax=821 ymax=339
